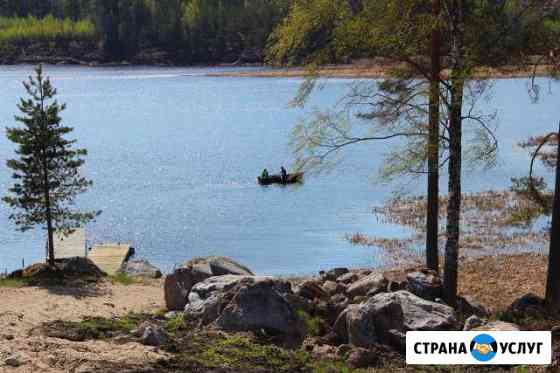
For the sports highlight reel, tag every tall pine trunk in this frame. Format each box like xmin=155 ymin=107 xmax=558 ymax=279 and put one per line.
xmin=38 ymin=77 xmax=55 ymax=267
xmin=443 ymin=0 xmax=465 ymax=308
xmin=443 ymin=74 xmax=464 ymax=307
xmin=545 ymin=121 xmax=560 ymax=310
xmin=426 ymin=0 xmax=441 ymax=272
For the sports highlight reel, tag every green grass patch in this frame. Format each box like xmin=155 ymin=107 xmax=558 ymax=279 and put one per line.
xmin=109 ymin=272 xmax=136 ymax=286
xmin=0 ymin=277 xmax=30 ymax=288
xmin=43 ymin=313 xmax=150 ymax=341
xmin=297 ymin=309 xmax=324 ymax=337
xmin=184 ymin=334 xmax=314 ymax=371
xmin=164 ymin=313 xmax=187 ymax=334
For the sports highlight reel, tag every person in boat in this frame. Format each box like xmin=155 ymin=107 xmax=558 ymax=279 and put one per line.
xmin=261 ymin=168 xmax=269 ymax=179
xmin=280 ymin=166 xmax=287 ymax=183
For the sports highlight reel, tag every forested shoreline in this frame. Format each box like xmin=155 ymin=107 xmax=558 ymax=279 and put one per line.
xmin=1 ymin=0 xmax=559 ymax=66
xmin=0 ymin=0 xmax=289 ymax=65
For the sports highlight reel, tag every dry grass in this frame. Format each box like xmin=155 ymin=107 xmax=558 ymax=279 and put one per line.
xmin=458 ymin=253 xmax=547 ymax=313
xmin=208 ymin=63 xmax=556 ymax=79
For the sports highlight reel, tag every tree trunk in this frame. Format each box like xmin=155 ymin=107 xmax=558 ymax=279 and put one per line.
xmin=545 ymin=121 xmax=560 ymax=310
xmin=38 ymin=73 xmax=55 ymax=267
xmin=45 ymin=183 xmax=55 ymax=267
xmin=426 ymin=0 xmax=441 ymax=272
xmin=442 ymin=75 xmax=464 ymax=308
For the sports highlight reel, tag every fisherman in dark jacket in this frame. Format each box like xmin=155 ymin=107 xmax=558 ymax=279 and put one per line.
xmin=280 ymin=166 xmax=287 ymax=183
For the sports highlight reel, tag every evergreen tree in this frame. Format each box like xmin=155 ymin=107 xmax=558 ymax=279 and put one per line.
xmin=3 ymin=65 xmax=99 ymax=266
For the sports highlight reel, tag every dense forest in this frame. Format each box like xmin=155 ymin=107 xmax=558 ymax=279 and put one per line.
xmin=0 ymin=0 xmax=559 ymax=65
xmin=0 ymin=0 xmax=290 ymax=64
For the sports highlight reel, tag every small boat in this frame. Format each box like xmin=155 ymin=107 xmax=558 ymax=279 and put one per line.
xmin=257 ymin=172 xmax=304 ymax=186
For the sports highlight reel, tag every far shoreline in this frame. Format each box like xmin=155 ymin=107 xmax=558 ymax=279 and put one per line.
xmin=1 ymin=61 xmax=555 ymax=80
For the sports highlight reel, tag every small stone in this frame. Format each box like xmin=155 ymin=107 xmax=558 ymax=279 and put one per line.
xmin=336 ymin=272 xmax=358 ymax=284
xmin=164 ymin=311 xmax=179 ymax=319
xmin=463 ymin=315 xmax=484 ymax=331
xmin=347 ymin=347 xmax=377 ymax=369
xmin=552 ymin=325 xmax=560 ymax=337
xmin=141 ymin=325 xmax=168 ymax=347
xmin=346 ymin=273 xmax=387 ymax=298
xmin=406 ymin=270 xmax=442 ymax=301
xmin=337 ymin=344 xmax=353 ymax=357
xmin=5 ymin=353 xmax=24 ymax=367
xmin=321 ymin=268 xmax=349 ymax=282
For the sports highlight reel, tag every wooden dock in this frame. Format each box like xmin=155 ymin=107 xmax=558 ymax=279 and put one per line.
xmin=53 ymin=228 xmax=133 ymax=275
xmin=53 ymin=229 xmax=87 ymax=259
xmin=89 ymin=244 xmax=133 ymax=275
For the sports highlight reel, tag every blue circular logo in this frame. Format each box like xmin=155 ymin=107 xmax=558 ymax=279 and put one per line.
xmin=470 ymin=334 xmax=498 ymax=362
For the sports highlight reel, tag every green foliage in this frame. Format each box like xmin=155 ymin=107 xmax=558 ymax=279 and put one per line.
xmin=296 ymin=309 xmax=323 ymax=336
xmin=0 ymin=15 xmax=95 ymax=43
xmin=183 ymin=334 xmax=314 ymax=371
xmin=0 ymin=0 xmax=292 ymax=64
xmin=63 ymin=313 xmax=149 ymax=339
xmin=164 ymin=312 xmax=187 ymax=334
xmin=109 ymin=272 xmax=136 ymax=285
xmin=0 ymin=277 xmax=30 ymax=288
xmin=3 ymin=65 xmax=99 ymax=239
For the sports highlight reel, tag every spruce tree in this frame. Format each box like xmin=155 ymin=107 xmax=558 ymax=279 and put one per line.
xmin=3 ymin=65 xmax=99 ymax=267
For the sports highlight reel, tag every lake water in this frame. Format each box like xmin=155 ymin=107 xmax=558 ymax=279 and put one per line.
xmin=0 ymin=66 xmax=558 ymax=275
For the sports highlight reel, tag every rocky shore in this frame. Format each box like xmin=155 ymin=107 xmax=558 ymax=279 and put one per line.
xmin=0 ymin=253 xmax=558 ymax=372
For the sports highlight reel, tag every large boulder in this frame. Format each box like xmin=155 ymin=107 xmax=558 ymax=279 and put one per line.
xmin=295 ymin=279 xmax=328 ymax=300
xmin=185 ymin=256 xmax=254 ymax=280
xmin=346 ymin=273 xmax=388 ymax=298
xmin=406 ymin=269 xmax=442 ymax=301
xmin=164 ymin=256 xmax=253 ymax=311
xmin=185 ymin=275 xmax=304 ymax=341
xmin=165 ymin=268 xmax=196 ymax=311
xmin=508 ymin=293 xmax=547 ymax=319
xmin=120 ymin=259 xmax=162 ymax=279
xmin=334 ymin=291 xmax=458 ymax=350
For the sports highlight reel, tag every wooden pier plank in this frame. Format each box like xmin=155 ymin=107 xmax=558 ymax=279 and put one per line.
xmin=53 ymin=228 xmax=86 ymax=259
xmin=88 ymin=244 xmax=132 ymax=275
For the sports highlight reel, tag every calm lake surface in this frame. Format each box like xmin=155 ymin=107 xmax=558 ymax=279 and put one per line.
xmin=0 ymin=66 xmax=558 ymax=275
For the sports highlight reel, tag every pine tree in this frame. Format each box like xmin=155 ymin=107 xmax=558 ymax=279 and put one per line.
xmin=3 ymin=65 xmax=100 ymax=267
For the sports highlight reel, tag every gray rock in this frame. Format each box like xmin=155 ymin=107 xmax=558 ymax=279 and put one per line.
xmin=215 ymin=278 xmax=305 ymax=340
xmin=164 ymin=268 xmax=196 ymax=311
xmin=321 ymin=267 xmax=349 ymax=282
xmin=406 ymin=270 xmax=442 ymax=301
xmin=335 ymin=291 xmax=457 ymax=349
xmin=141 ymin=324 xmax=168 ymax=346
xmin=120 ymin=259 xmax=162 ymax=279
xmin=164 ymin=256 xmax=253 ymax=311
xmin=457 ymin=296 xmax=490 ymax=318
xmin=337 ymin=272 xmax=358 ymax=284
xmin=472 ymin=321 xmax=520 ymax=331
xmin=322 ymin=280 xmax=339 ymax=295
xmin=295 ymin=279 xmax=328 ymax=300
xmin=463 ymin=315 xmax=484 ymax=331
xmin=508 ymin=293 xmax=546 ymax=319
xmin=387 ymin=280 xmax=407 ymax=292
xmin=164 ymin=311 xmax=179 ymax=320
xmin=185 ymin=256 xmax=254 ymax=280
xmin=346 ymin=273 xmax=387 ymax=298
xmin=347 ymin=347 xmax=378 ymax=369
xmin=185 ymin=275 xmax=304 ymax=341
xmin=4 ymin=353 xmax=24 ymax=367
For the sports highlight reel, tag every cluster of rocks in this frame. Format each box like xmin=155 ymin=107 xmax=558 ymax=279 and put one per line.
xmin=163 ymin=256 xmax=511 ymax=364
